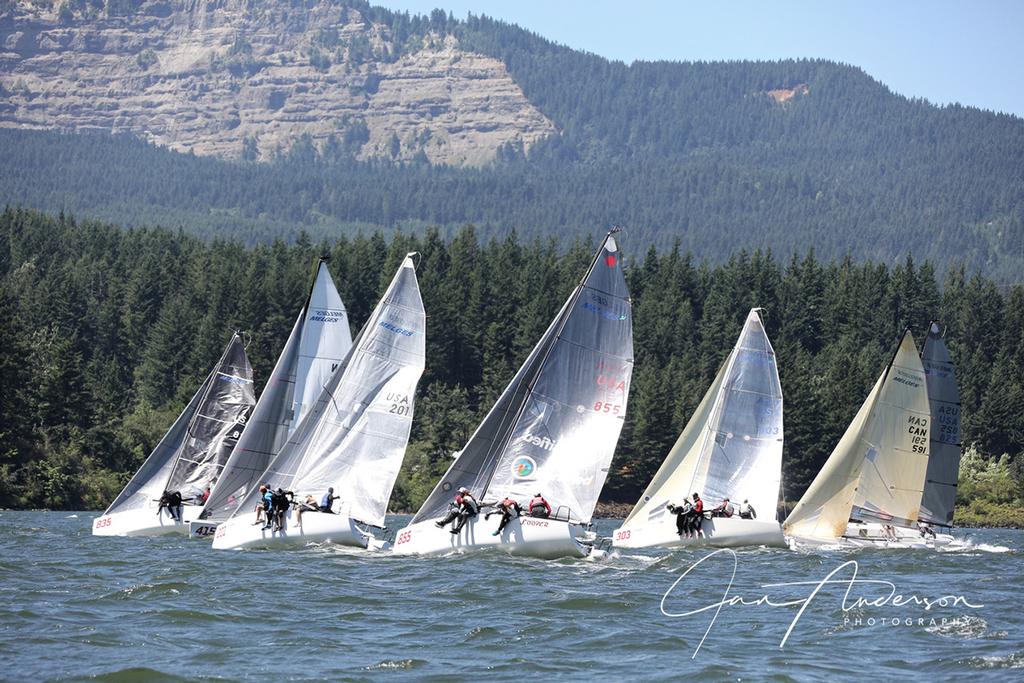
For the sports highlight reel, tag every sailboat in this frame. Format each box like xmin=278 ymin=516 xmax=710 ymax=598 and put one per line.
xmin=392 ymin=231 xmax=633 ymax=559
xmin=93 ymin=333 xmax=256 ymax=536
xmin=189 ymin=259 xmax=353 ymax=538
xmin=783 ymin=330 xmax=940 ymax=548
xmin=212 ymin=254 xmax=426 ymax=550
xmin=613 ymin=309 xmax=786 ymax=550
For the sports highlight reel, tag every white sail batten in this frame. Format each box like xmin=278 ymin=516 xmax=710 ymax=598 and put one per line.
xmin=620 ymin=309 xmax=782 ymax=533
xmin=784 ymin=331 xmax=930 ymax=540
xmin=231 ymin=255 xmax=426 ymax=528
xmin=411 ymin=234 xmax=633 ymax=526
xmin=918 ymin=323 xmax=961 ymax=527
xmin=103 ymin=334 xmax=255 ymax=515
xmin=200 ymin=261 xmax=352 ymax=522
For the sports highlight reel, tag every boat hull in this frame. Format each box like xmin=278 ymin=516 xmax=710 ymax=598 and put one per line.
xmin=211 ymin=509 xmax=370 ymax=550
xmin=788 ymin=522 xmax=955 ymax=550
xmin=92 ymin=504 xmax=201 ymax=537
xmin=612 ymin=516 xmax=786 ymax=549
xmin=391 ymin=515 xmax=590 ymax=559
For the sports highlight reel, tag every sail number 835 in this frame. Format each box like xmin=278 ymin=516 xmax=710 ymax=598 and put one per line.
xmin=593 ymin=402 xmax=622 ymax=415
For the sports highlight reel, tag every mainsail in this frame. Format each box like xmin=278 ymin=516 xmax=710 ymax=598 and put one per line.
xmin=230 ymin=254 xmax=426 ymax=528
xmin=103 ymin=333 xmax=256 ymax=515
xmin=199 ymin=260 xmax=353 ymax=521
xmin=918 ymin=322 xmax=961 ymax=527
xmin=784 ymin=330 xmax=931 ymax=540
xmin=621 ymin=309 xmax=783 ymax=529
xmin=411 ymin=232 xmax=633 ymax=525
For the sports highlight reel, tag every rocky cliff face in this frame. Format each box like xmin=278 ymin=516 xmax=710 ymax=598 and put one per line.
xmin=0 ymin=0 xmax=556 ymax=165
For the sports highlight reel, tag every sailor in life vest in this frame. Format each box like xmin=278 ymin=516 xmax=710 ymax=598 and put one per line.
xmin=485 ymin=497 xmax=522 ymax=536
xmin=528 ymin=493 xmax=551 ymax=518
xmin=435 ymin=487 xmax=479 ymax=533
xmin=738 ymin=499 xmax=757 ymax=519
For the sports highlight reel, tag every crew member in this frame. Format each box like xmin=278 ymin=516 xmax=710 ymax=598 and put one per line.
xmin=435 ymin=487 xmax=479 ymax=534
xmin=690 ymin=493 xmax=704 ymax=537
xmin=711 ymin=498 xmax=734 ymax=518
xmin=528 ymin=493 xmax=551 ymax=518
xmin=320 ymin=486 xmax=337 ymax=514
xmin=486 ymin=497 xmax=522 ymax=536
xmin=668 ymin=498 xmax=694 ymax=537
xmin=738 ymin=499 xmax=757 ymax=519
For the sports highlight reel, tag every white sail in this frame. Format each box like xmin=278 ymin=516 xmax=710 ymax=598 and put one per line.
xmin=200 ymin=260 xmax=352 ymax=522
xmin=411 ymin=233 xmax=633 ymax=525
xmin=784 ymin=331 xmax=930 ymax=540
xmin=918 ymin=322 xmax=961 ymax=527
xmin=103 ymin=333 xmax=255 ymax=515
xmin=231 ymin=255 xmax=426 ymax=528
xmin=620 ymin=309 xmax=783 ymax=532
xmin=292 ymin=261 xmax=353 ymax=436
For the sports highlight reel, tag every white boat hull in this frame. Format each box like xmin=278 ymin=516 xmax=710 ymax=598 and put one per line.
xmin=788 ymin=521 xmax=955 ymax=550
xmin=612 ymin=516 xmax=786 ymax=549
xmin=391 ymin=515 xmax=591 ymax=559
xmin=211 ymin=508 xmax=371 ymax=550
xmin=92 ymin=504 xmax=201 ymax=537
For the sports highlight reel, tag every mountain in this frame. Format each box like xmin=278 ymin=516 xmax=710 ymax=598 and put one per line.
xmin=1 ymin=0 xmax=1022 ymax=276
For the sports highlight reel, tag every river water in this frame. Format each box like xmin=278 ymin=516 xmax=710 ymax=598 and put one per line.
xmin=2 ymin=512 xmax=1020 ymax=681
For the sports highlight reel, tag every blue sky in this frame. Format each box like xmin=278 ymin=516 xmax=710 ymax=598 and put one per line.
xmin=376 ymin=0 xmax=1024 ymax=118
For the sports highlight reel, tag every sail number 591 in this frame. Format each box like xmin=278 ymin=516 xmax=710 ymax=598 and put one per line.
xmin=594 ymin=402 xmax=621 ymax=414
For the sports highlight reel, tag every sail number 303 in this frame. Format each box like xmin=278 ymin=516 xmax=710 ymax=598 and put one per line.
xmin=594 ymin=402 xmax=622 ymax=414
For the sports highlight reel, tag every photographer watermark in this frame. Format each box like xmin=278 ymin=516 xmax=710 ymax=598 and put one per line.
xmin=660 ymin=548 xmax=983 ymax=657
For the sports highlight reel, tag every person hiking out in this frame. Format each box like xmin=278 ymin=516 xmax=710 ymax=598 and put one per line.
xmin=435 ymin=487 xmax=478 ymax=534
xmin=254 ymin=484 xmax=271 ymax=525
xmin=486 ymin=497 xmax=522 ymax=536
xmin=158 ymin=490 xmax=183 ymax=522
xmin=690 ymin=493 xmax=704 ymax=537
xmin=269 ymin=488 xmax=293 ymax=531
xmin=528 ymin=493 xmax=551 ymax=518
xmin=668 ymin=498 xmax=694 ymax=538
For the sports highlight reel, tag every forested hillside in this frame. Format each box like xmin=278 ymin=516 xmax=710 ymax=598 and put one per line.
xmin=1 ymin=0 xmax=1023 ymax=275
xmin=2 ymin=208 xmax=1022 ymax=521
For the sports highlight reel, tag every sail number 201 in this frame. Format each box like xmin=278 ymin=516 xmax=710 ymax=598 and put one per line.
xmin=593 ymin=402 xmax=621 ymax=415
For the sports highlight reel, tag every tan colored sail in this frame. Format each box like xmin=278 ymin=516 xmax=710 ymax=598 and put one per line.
xmin=850 ymin=333 xmax=931 ymax=526
xmin=784 ymin=331 xmax=930 ymax=540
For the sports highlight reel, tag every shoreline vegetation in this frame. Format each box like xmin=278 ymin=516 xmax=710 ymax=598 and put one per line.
xmin=1 ymin=208 xmax=1022 ymax=520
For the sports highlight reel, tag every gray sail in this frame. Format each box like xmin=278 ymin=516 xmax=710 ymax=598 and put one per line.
xmin=918 ymin=322 xmax=961 ymax=527
xmin=200 ymin=260 xmax=352 ymax=521
xmin=103 ymin=333 xmax=255 ymax=514
xmin=412 ymin=232 xmax=633 ymax=525
xmin=232 ymin=256 xmax=425 ymax=527
xmin=164 ymin=336 xmax=256 ymax=499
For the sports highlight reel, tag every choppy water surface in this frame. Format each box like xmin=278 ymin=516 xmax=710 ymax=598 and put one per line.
xmin=1 ymin=512 xmax=1021 ymax=681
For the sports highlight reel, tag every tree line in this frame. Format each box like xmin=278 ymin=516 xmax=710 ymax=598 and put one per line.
xmin=1 ymin=207 xmax=1022 ymax=518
